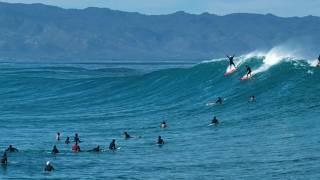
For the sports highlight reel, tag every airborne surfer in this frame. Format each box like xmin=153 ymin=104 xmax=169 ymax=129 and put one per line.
xmin=226 ymin=55 xmax=236 ymax=68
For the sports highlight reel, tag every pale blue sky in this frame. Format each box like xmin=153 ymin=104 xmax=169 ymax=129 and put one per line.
xmin=1 ymin=0 xmax=320 ymax=17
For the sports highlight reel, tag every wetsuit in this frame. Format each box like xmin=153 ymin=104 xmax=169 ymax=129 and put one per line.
xmin=109 ymin=140 xmax=116 ymax=150
xmin=1 ymin=153 xmax=7 ymax=164
xmin=157 ymin=136 xmax=164 ymax=145
xmin=212 ymin=117 xmax=219 ymax=124
xmin=227 ymin=55 xmax=236 ymax=68
xmin=246 ymin=66 xmax=252 ymax=77
xmin=56 ymin=133 xmax=60 ymax=141
xmin=74 ymin=134 xmax=81 ymax=143
xmin=124 ymin=132 xmax=131 ymax=139
xmin=317 ymin=55 xmax=320 ymax=67
xmin=216 ymin=97 xmax=223 ymax=104
xmin=44 ymin=164 xmax=54 ymax=171
xmin=5 ymin=145 xmax=18 ymax=152
xmin=52 ymin=146 xmax=59 ymax=154
xmin=65 ymin=137 xmax=70 ymax=144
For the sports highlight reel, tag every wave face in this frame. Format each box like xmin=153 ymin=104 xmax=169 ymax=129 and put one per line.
xmin=0 ymin=56 xmax=320 ymax=179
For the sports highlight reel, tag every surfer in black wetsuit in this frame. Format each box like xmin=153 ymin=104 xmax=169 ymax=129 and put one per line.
xmin=51 ymin=145 xmax=59 ymax=154
xmin=109 ymin=139 xmax=116 ymax=150
xmin=65 ymin=136 xmax=70 ymax=144
xmin=5 ymin=145 xmax=18 ymax=152
xmin=74 ymin=133 xmax=81 ymax=143
xmin=1 ymin=152 xmax=7 ymax=165
xmin=123 ymin=132 xmax=131 ymax=139
xmin=216 ymin=97 xmax=223 ymax=104
xmin=245 ymin=65 xmax=252 ymax=77
xmin=44 ymin=161 xmax=54 ymax=172
xmin=317 ymin=55 xmax=320 ymax=67
xmin=157 ymin=136 xmax=164 ymax=145
xmin=227 ymin=55 xmax=236 ymax=68
xmin=211 ymin=116 xmax=219 ymax=125
xmin=56 ymin=132 xmax=60 ymax=141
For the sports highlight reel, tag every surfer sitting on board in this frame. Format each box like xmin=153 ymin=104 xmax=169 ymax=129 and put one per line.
xmin=157 ymin=136 xmax=165 ymax=145
xmin=5 ymin=145 xmax=18 ymax=152
xmin=211 ymin=116 xmax=219 ymax=125
xmin=226 ymin=55 xmax=236 ymax=68
xmin=109 ymin=139 xmax=117 ymax=150
xmin=245 ymin=65 xmax=252 ymax=77
xmin=51 ymin=145 xmax=59 ymax=154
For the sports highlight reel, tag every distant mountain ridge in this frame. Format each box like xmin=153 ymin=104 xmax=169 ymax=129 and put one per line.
xmin=0 ymin=2 xmax=319 ymax=62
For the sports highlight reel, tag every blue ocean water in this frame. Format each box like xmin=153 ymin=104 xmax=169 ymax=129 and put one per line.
xmin=0 ymin=56 xmax=320 ymax=179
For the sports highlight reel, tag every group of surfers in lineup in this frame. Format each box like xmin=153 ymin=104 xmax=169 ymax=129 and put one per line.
xmin=3 ymin=53 xmax=319 ymax=172
xmin=1 ymin=122 xmax=168 ymax=172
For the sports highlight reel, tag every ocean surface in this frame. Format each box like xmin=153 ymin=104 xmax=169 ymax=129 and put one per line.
xmin=1 ymin=53 xmax=320 ymax=179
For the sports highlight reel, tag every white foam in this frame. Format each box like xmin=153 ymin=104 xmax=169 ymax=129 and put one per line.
xmin=252 ymin=46 xmax=295 ymax=74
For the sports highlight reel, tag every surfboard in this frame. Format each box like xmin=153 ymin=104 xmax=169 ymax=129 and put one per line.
xmin=206 ymin=102 xmax=216 ymax=106
xmin=240 ymin=74 xmax=253 ymax=81
xmin=206 ymin=98 xmax=227 ymax=106
xmin=224 ymin=66 xmax=237 ymax=76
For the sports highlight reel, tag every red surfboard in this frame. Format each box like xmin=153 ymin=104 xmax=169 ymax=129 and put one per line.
xmin=240 ymin=74 xmax=253 ymax=81
xmin=224 ymin=66 xmax=237 ymax=76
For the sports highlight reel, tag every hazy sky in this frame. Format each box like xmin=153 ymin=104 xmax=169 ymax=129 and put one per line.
xmin=1 ymin=0 xmax=320 ymax=17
